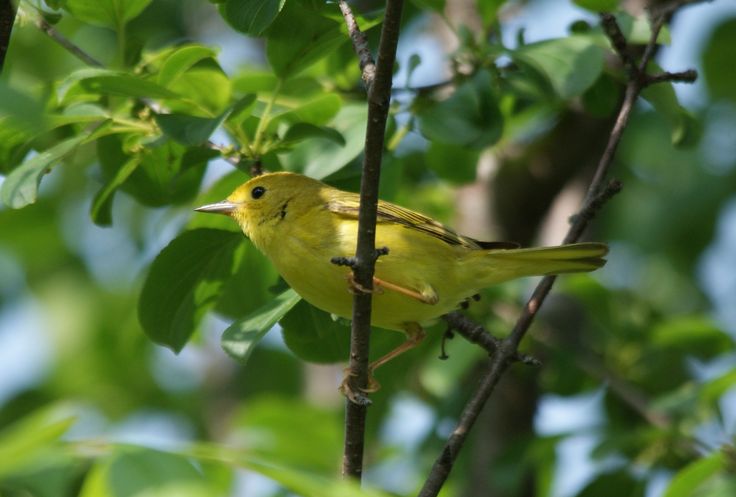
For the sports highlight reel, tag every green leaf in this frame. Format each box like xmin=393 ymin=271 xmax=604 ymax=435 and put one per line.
xmin=0 ymin=83 xmax=47 ymax=133
xmin=514 ymin=35 xmax=605 ymax=99
xmin=80 ymin=447 xmax=215 ymax=497
xmin=426 ymin=141 xmax=480 ymax=184
xmin=97 ymin=136 xmax=212 ymax=207
xmin=274 ymin=103 xmax=367 ymax=179
xmin=220 ymin=0 xmax=286 ymax=35
xmin=266 ymin=2 xmax=344 ymax=77
xmin=641 ymin=78 xmax=697 ymax=147
xmin=138 ymin=229 xmax=244 ymax=352
xmin=80 ymin=72 xmax=180 ymax=99
xmin=90 ymin=155 xmax=141 ymax=226
xmin=230 ymin=397 xmax=341 ymax=473
xmin=282 ymin=123 xmax=345 ymax=147
xmin=418 ymin=69 xmax=503 ymax=148
xmin=158 ymin=44 xmax=218 ymax=87
xmin=410 ymin=0 xmax=445 ymax=12
xmin=582 ymin=74 xmax=621 ymax=117
xmin=221 ymin=289 xmax=301 ymax=363
xmin=662 ymin=452 xmax=726 ymax=497
xmin=154 ymin=111 xmax=230 ymax=145
xmin=280 ymin=300 xmax=350 ymax=364
xmin=63 ymin=0 xmax=152 ymax=28
xmin=0 ymin=405 xmax=76 ymax=479
xmin=269 ymin=93 xmax=343 ymax=129
xmin=1 ymin=135 xmax=86 ymax=209
xmin=573 ymin=0 xmax=619 ymax=12
xmin=703 ymin=18 xmax=736 ymax=103
xmin=615 ymin=12 xmax=671 ymax=45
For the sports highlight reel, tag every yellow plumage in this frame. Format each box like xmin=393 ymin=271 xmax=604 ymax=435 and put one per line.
xmin=196 ymin=172 xmax=607 ymax=393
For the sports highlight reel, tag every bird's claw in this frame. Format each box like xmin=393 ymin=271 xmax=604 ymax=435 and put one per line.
xmin=346 ymin=273 xmax=383 ymax=296
xmin=338 ymin=366 xmax=380 ymax=405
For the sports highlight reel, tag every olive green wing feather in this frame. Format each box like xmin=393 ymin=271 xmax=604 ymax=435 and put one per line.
xmin=326 ymin=193 xmax=518 ymax=250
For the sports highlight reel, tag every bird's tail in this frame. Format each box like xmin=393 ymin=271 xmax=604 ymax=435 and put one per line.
xmin=467 ymin=242 xmax=608 ymax=286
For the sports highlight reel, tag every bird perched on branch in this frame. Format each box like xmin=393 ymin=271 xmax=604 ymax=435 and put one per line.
xmin=196 ymin=172 xmax=607 ymax=399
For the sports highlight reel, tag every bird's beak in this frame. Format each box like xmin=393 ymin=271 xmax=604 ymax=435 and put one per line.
xmin=194 ymin=201 xmax=238 ymax=216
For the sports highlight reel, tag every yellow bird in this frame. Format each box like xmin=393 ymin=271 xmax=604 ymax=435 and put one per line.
xmin=196 ymin=172 xmax=607 ymax=396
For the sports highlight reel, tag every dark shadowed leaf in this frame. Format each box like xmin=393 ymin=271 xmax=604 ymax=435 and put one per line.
xmin=282 ymin=123 xmax=345 ymax=147
xmin=703 ymin=18 xmax=736 ymax=103
xmin=280 ymin=300 xmax=350 ymax=364
xmin=139 ymin=229 xmax=243 ymax=352
xmin=220 ymin=0 xmax=286 ymax=35
xmin=573 ymin=0 xmax=619 ymax=12
xmin=266 ymin=2 xmax=344 ymax=77
xmin=154 ymin=111 xmax=230 ymax=145
xmin=90 ymin=155 xmax=141 ymax=226
xmin=418 ymin=69 xmax=503 ymax=148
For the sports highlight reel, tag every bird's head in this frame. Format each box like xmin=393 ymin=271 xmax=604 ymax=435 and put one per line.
xmin=195 ymin=172 xmax=325 ymax=247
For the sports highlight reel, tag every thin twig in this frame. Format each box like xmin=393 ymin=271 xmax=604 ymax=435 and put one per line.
xmin=342 ymin=0 xmax=404 ymax=481
xmin=0 ymin=0 xmax=18 ymax=72
xmin=418 ymin=10 xmax=698 ymax=496
xmin=35 ymin=17 xmax=103 ymax=67
xmin=644 ymin=69 xmax=698 ymax=86
xmin=337 ymin=0 xmax=377 ymax=91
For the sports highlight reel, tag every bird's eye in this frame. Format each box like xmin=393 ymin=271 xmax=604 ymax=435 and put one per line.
xmin=251 ymin=186 xmax=266 ymax=199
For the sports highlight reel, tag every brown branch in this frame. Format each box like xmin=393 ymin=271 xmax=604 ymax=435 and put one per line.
xmin=418 ymin=10 xmax=698 ymax=497
xmin=341 ymin=0 xmax=404 ymax=481
xmin=0 ymin=0 xmax=18 ymax=73
xmin=338 ymin=0 xmax=377 ymax=91
xmin=644 ymin=69 xmax=698 ymax=86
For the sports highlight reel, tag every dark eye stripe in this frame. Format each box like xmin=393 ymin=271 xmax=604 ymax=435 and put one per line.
xmin=251 ymin=186 xmax=266 ymax=199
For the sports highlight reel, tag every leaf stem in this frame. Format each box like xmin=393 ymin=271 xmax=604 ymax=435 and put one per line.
xmin=251 ymin=78 xmax=283 ymax=157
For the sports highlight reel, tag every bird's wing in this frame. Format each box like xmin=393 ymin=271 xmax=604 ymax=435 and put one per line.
xmin=326 ymin=193 xmax=519 ymax=250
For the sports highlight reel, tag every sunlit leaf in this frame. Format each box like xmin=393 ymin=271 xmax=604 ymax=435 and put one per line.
xmin=662 ymin=452 xmax=726 ymax=497
xmin=158 ymin=44 xmax=218 ymax=87
xmin=80 ymin=73 xmax=180 ymax=99
xmin=514 ymin=35 xmax=605 ymax=99
xmin=1 ymin=135 xmax=86 ymax=209
xmin=64 ymin=0 xmax=152 ymax=28
xmin=221 ymin=289 xmax=301 ymax=363
xmin=0 ymin=405 xmax=76 ymax=479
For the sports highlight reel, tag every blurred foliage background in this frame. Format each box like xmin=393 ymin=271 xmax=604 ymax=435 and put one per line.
xmin=1 ymin=0 xmax=736 ymax=496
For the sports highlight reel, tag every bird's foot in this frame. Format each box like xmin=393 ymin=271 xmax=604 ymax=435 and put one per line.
xmin=346 ymin=273 xmax=383 ymax=296
xmin=338 ymin=366 xmax=380 ymax=405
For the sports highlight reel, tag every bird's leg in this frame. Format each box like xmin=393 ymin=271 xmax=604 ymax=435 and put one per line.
xmin=368 ymin=322 xmax=426 ymax=376
xmin=338 ymin=323 xmax=426 ymax=401
xmin=374 ymin=277 xmax=438 ymax=304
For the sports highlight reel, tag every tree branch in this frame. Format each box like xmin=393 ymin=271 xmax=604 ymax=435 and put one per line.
xmin=338 ymin=0 xmax=376 ymax=91
xmin=418 ymin=10 xmax=698 ymax=496
xmin=341 ymin=0 xmax=404 ymax=480
xmin=0 ymin=0 xmax=18 ymax=73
